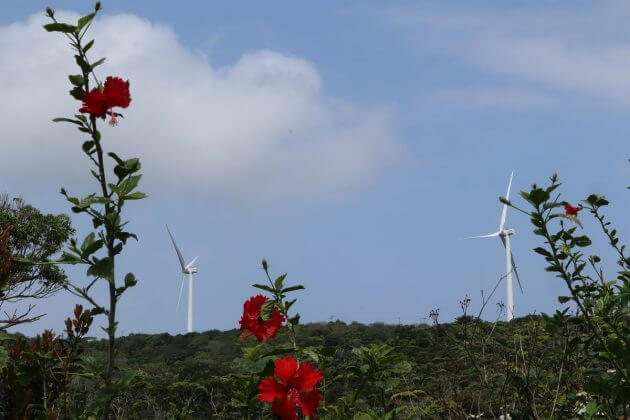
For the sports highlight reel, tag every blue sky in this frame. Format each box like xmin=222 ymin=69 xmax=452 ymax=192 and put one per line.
xmin=2 ymin=1 xmax=629 ymax=336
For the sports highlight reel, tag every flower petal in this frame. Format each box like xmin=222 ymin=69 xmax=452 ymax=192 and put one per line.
xmin=271 ymin=396 xmax=298 ymax=420
xmin=296 ymin=388 xmax=321 ymax=418
xmin=104 ymin=76 xmax=131 ymax=109
xmin=274 ymin=356 xmax=298 ymax=386
xmin=257 ymin=377 xmax=287 ymax=402
xmin=79 ymin=88 xmax=108 ymax=119
xmin=295 ymin=362 xmax=324 ymax=391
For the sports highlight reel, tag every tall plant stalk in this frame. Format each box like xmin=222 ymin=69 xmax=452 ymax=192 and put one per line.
xmin=44 ymin=3 xmax=145 ymax=418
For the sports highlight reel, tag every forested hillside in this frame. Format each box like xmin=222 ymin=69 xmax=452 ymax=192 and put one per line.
xmin=28 ymin=316 xmax=589 ymax=418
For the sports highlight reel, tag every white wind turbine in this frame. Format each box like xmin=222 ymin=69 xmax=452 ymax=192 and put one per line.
xmin=166 ymin=225 xmax=198 ymax=333
xmin=466 ymin=171 xmax=523 ymax=321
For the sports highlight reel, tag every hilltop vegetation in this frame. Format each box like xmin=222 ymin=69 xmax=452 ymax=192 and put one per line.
xmin=4 ymin=316 xmax=589 ymax=419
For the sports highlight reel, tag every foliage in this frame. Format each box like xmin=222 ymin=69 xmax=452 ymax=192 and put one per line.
xmin=0 ymin=194 xmax=74 ymax=329
xmin=510 ymin=174 xmax=630 ymax=418
xmin=0 ymin=305 xmax=93 ymax=419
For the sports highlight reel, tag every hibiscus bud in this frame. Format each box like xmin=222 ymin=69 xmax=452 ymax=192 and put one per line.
xmin=45 ymin=8 xmax=55 ymax=18
xmin=261 ymin=259 xmax=268 ymax=270
xmin=95 ymin=2 xmax=102 ymax=11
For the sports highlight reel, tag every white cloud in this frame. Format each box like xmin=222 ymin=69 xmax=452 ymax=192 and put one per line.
xmin=0 ymin=12 xmax=399 ymax=202
xmin=472 ymin=38 xmax=630 ymax=105
xmin=370 ymin=2 xmax=630 ymax=109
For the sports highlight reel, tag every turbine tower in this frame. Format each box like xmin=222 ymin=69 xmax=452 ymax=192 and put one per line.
xmin=466 ymin=171 xmax=523 ymax=321
xmin=166 ymin=225 xmax=198 ymax=333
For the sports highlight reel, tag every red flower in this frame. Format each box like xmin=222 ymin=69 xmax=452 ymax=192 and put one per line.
xmin=564 ymin=204 xmax=580 ymax=216
xmin=79 ymin=76 xmax=131 ymax=126
xmin=103 ymin=76 xmax=131 ymax=108
xmin=239 ymin=295 xmax=285 ymax=342
xmin=258 ymin=356 xmax=324 ymax=420
xmin=79 ymin=88 xmax=109 ymax=119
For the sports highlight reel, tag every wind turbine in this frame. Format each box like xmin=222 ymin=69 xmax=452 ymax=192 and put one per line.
xmin=166 ymin=225 xmax=198 ymax=333
xmin=466 ymin=171 xmax=523 ymax=321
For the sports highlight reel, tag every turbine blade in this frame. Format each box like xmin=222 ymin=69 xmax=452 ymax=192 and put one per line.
xmin=511 ymin=253 xmax=523 ymax=293
xmin=500 ymin=235 xmax=523 ymax=293
xmin=185 ymin=256 xmax=198 ymax=270
xmin=463 ymin=231 xmax=501 ymax=239
xmin=166 ymin=225 xmax=187 ymax=272
xmin=499 ymin=171 xmax=514 ymax=231
xmin=176 ymin=274 xmax=185 ymax=311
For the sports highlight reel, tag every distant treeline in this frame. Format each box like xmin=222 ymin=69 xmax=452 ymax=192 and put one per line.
xmin=2 ymin=315 xmax=596 ymax=419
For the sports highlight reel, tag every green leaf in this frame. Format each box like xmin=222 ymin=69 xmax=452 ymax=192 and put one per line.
xmin=68 ymin=74 xmax=84 ymax=86
xmin=75 ymin=54 xmax=91 ymax=74
xmin=59 ymin=252 xmax=83 ymax=264
xmin=124 ymin=273 xmax=137 ymax=288
xmin=108 ymin=152 xmax=124 ymax=165
xmin=252 ymin=283 xmax=275 ymax=293
xmin=260 ymin=359 xmax=275 ymax=378
xmin=117 ymin=175 xmax=142 ymax=196
xmin=533 ymin=247 xmax=552 ymax=257
xmin=558 ymin=296 xmax=571 ymax=304
xmin=274 ymin=274 xmax=287 ymax=290
xmin=91 ymin=57 xmax=106 ymax=70
xmin=260 ymin=300 xmax=276 ymax=321
xmin=281 ymin=285 xmax=305 ymax=293
xmin=288 ymin=313 xmax=300 ymax=325
xmin=584 ymin=400 xmax=599 ymax=417
xmin=545 ymin=265 xmax=562 ymax=273
xmin=81 ymin=232 xmax=96 ymax=251
xmin=87 ymin=257 xmax=114 ymax=281
xmin=105 ymin=212 xmax=121 ymax=229
xmin=123 ymin=158 xmax=141 ymax=171
xmin=285 ymin=298 xmax=297 ymax=312
xmin=573 ymin=236 xmax=592 ymax=247
xmin=123 ymin=192 xmax=147 ymax=200
xmin=77 ymin=13 xmax=96 ymax=30
xmin=118 ymin=231 xmax=138 ymax=244
xmin=69 ymin=86 xmax=85 ymax=100
xmin=82 ymin=141 xmax=95 ymax=154
xmin=528 ymin=188 xmax=550 ymax=206
xmin=53 ymin=117 xmax=82 ymax=125
xmin=83 ymin=39 xmax=95 ymax=52
xmin=43 ymin=22 xmax=77 ymax=33
xmin=82 ymin=240 xmax=104 ymax=260
xmin=586 ymin=194 xmax=609 ymax=207
xmin=301 ymin=348 xmax=321 ymax=363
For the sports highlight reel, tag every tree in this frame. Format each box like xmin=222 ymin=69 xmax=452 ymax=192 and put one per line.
xmin=0 ymin=194 xmax=74 ymax=329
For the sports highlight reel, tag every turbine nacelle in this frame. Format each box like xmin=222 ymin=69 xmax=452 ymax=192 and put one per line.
xmin=500 ymin=228 xmax=515 ymax=236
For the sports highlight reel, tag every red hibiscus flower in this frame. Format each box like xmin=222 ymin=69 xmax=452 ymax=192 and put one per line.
xmin=564 ymin=204 xmax=580 ymax=216
xmin=79 ymin=76 xmax=131 ymax=126
xmin=258 ymin=356 xmax=324 ymax=420
xmin=239 ymin=295 xmax=285 ymax=342
xmin=79 ymin=88 xmax=109 ymax=119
